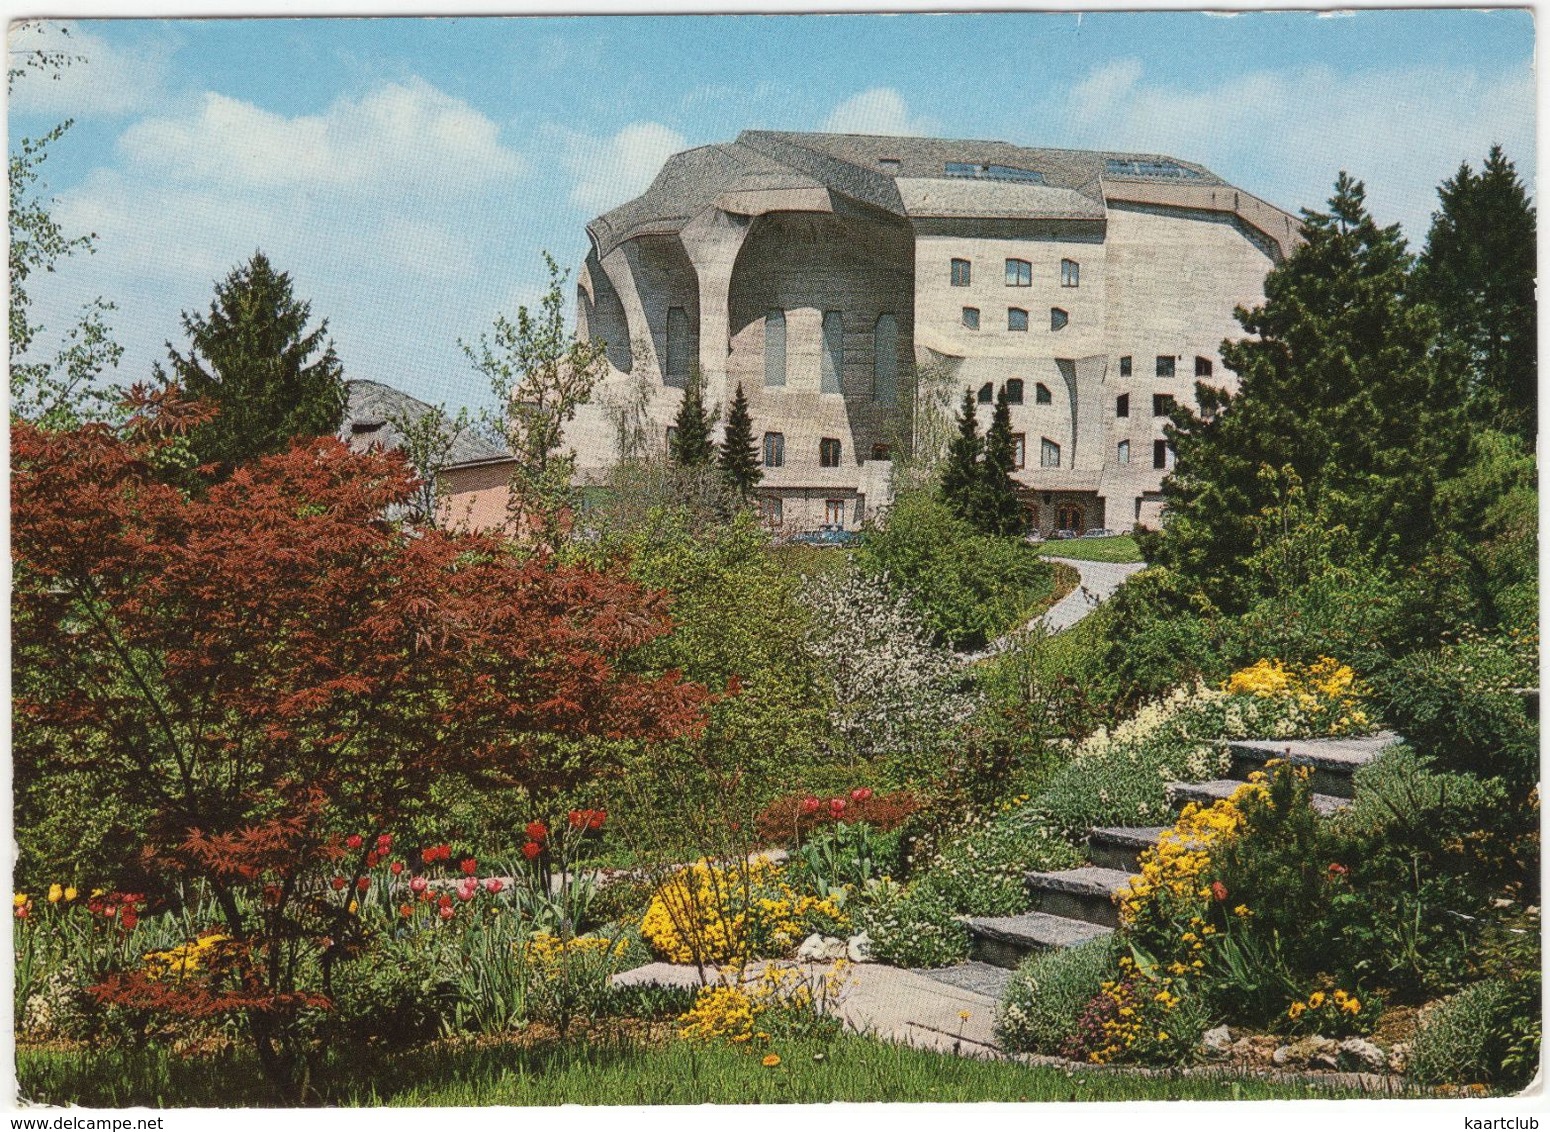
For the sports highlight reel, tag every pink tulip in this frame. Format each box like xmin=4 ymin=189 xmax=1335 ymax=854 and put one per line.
xmin=438 ymin=904 xmax=455 ymax=921
xmin=483 ymin=877 xmax=505 ymax=894
xmin=409 ymin=875 xmax=428 ymax=894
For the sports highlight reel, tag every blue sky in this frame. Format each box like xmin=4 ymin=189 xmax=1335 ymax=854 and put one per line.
xmin=9 ymin=9 xmax=1536 ymax=415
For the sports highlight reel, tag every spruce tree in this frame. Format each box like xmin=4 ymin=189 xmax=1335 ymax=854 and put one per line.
xmin=717 ymin=382 xmax=761 ymax=498
xmin=939 ymin=387 xmax=982 ymax=523
xmin=669 ymin=370 xmax=714 ymax=468
xmin=979 ymin=384 xmax=1025 ymax=536
xmin=160 ymin=251 xmax=346 ymax=479
xmin=1415 ymin=145 xmax=1537 ymax=445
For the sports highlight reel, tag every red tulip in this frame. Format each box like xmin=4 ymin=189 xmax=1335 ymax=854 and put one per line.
xmin=390 ymin=860 xmax=404 ymax=876
xmin=525 ymin=820 xmax=548 ymax=841
xmin=356 ymin=877 xmax=371 ymax=892
xmin=522 ymin=841 xmax=542 ymax=860
xmin=346 ymin=834 xmax=363 ymax=850
xmin=376 ymin=833 xmax=393 ymax=852
xmin=438 ymin=904 xmax=454 ymax=921
xmin=399 ymin=904 xmax=413 ymax=918
xmin=800 ymin=796 xmax=820 ymax=816
xmin=365 ymin=850 xmax=379 ymax=868
xmin=828 ymin=797 xmax=847 ymax=816
xmin=1327 ymin=862 xmax=1349 ymax=877
xmin=330 ymin=876 xmax=347 ymax=891
xmin=460 ymin=858 xmax=477 ymax=875
xmin=483 ymin=877 xmax=505 ymax=894
xmin=851 ymin=787 xmax=873 ymax=803
xmin=1210 ymin=880 xmax=1229 ymax=902
xmin=120 ymin=909 xmax=138 ymax=930
xmin=590 ymin=809 xmax=607 ymax=830
xmin=409 ymin=875 xmax=428 ymax=894
xmin=14 ymin=904 xmax=28 ymax=920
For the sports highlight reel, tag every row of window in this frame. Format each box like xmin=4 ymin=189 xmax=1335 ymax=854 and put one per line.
xmin=758 ymin=496 xmax=852 ymax=527
xmin=760 ymin=433 xmax=855 ymax=469
xmin=763 ymin=310 xmax=898 ymax=403
xmin=1118 ymin=355 xmax=1213 ymax=379
xmin=963 ymin=306 xmax=1069 ymax=332
xmin=972 ymin=379 xmax=1050 ymax=406
xmin=1114 ymin=393 xmax=1176 ymax=418
xmin=951 ymin=258 xmax=1080 ymax=288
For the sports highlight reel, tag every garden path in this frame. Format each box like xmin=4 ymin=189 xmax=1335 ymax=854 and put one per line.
xmin=1036 ymin=556 xmax=1147 ymax=634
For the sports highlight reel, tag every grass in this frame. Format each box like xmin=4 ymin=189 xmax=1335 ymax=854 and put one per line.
xmin=16 ymin=1029 xmax=1391 ymax=1107
xmin=1038 ymin=535 xmax=1144 ymax=563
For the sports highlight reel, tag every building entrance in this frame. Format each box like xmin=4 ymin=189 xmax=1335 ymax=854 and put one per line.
xmin=1057 ymin=505 xmax=1084 ymax=532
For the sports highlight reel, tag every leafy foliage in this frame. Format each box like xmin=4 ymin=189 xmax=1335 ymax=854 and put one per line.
xmin=996 ymin=934 xmax=1120 ymax=1055
xmin=853 ymin=879 xmax=970 ymax=969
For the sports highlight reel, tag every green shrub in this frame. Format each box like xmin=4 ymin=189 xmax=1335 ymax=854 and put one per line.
xmin=858 ymin=489 xmax=1052 ymax=651
xmin=855 ymin=879 xmax=970 ymax=969
xmin=995 ymin=935 xmax=1119 ymax=1054
xmin=1408 ymin=980 xmax=1518 ymax=1089
xmin=1094 ymin=567 xmax=1228 ymax=712
xmin=917 ymin=813 xmax=1082 ymax=917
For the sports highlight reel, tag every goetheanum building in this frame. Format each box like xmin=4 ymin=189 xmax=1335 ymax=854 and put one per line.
xmin=570 ymin=130 xmax=1300 ymax=534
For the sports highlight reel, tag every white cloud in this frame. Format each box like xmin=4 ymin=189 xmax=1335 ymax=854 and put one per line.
xmin=821 ymin=88 xmax=936 ymax=137
xmin=8 ymin=20 xmax=173 ymax=118
xmin=559 ymin=121 xmax=688 ymax=214
xmin=1056 ymin=60 xmax=1535 ymax=241
xmin=117 ymin=79 xmax=524 ymax=197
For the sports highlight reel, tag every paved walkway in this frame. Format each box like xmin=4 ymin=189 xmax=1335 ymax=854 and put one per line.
xmin=1036 ymin=556 xmax=1147 ymax=633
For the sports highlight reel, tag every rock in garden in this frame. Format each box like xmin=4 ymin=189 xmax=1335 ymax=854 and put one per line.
xmin=1387 ymin=1042 xmax=1411 ymax=1074
xmin=1274 ymin=1035 xmax=1339 ymax=1068
xmin=1337 ymin=1037 xmax=1387 ymax=1073
xmin=797 ymin=933 xmax=848 ymax=961
xmin=846 ymin=931 xmax=872 ymax=962
xmin=1201 ymin=1025 xmax=1233 ymax=1057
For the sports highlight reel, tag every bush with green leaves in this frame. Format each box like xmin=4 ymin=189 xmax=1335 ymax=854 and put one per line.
xmin=858 ymin=488 xmax=1052 ymax=651
xmin=995 ymin=934 xmax=1120 ymax=1055
xmin=916 ymin=812 xmax=1083 ymax=918
xmin=1408 ymin=980 xmax=1523 ymax=1090
xmin=853 ymin=879 xmax=970 ymax=969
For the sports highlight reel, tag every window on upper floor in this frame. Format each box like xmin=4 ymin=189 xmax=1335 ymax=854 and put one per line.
xmin=759 ymin=494 xmax=783 ymax=526
xmin=1006 ymin=259 xmax=1032 ymax=287
xmin=962 ymin=307 xmax=980 ymax=330
xmin=819 ymin=437 xmax=842 ymax=468
xmin=1012 ymin=433 xmax=1026 ymax=470
xmin=1005 ymin=379 xmax=1025 ymax=405
xmin=1116 ymin=393 xmax=1130 ymax=418
xmin=878 ymin=157 xmax=902 ymax=174
xmin=1035 ymin=382 xmax=1052 ymax=405
xmin=871 ymin=443 xmax=891 ymax=461
xmin=1195 ymin=355 xmax=1214 ymax=377
xmin=1061 ymin=259 xmax=1080 ymax=287
xmin=1117 ymin=439 xmax=1131 ymax=466
xmin=821 ymin=311 xmax=843 ymax=394
xmin=951 ymin=258 xmax=971 ymax=287
xmin=1008 ymin=308 xmax=1029 ymax=332
xmin=873 ymin=313 xmax=898 ymax=405
xmin=763 ymin=431 xmax=785 ymax=468
xmin=1050 ymin=307 xmax=1069 ymax=331
xmin=1154 ymin=438 xmax=1175 ymax=470
xmin=1156 ymin=355 xmax=1176 ymax=378
xmin=978 ymin=382 xmax=994 ymax=405
xmin=1153 ymin=393 xmax=1175 ymax=417
xmin=764 ymin=310 xmax=786 ymax=387
xmin=1120 ymin=355 xmax=1133 ymax=377
xmin=1041 ymin=437 xmax=1061 ymax=468
xmin=665 ymin=306 xmax=693 ymax=388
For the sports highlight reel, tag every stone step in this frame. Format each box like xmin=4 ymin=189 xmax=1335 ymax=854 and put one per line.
xmin=1227 ymin=733 xmax=1397 ymax=799
xmin=1085 ymin=826 xmax=1166 ymax=873
xmin=963 ymin=911 xmax=1114 ymax=969
xmin=1168 ymin=778 xmax=1348 ymax=816
xmin=915 ymin=959 xmax=1015 ymax=999
xmin=1023 ymin=866 xmax=1134 ymax=929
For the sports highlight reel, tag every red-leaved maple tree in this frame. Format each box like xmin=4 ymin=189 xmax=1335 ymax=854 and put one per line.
xmin=12 ymin=402 xmax=706 ymax=1083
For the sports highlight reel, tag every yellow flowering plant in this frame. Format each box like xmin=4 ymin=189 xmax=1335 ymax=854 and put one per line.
xmin=1222 ymin=656 xmax=1373 ymax=738
xmin=676 ymin=960 xmax=850 ymax=1047
xmin=642 ymin=859 xmax=848 ymax=965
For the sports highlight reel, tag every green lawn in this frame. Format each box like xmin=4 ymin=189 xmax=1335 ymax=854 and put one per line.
xmin=1038 ymin=535 xmax=1144 ymax=563
xmin=16 ymin=1031 xmax=1391 ymax=1107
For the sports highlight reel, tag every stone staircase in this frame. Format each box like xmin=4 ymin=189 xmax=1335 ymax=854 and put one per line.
xmin=964 ymin=733 xmax=1398 ymax=969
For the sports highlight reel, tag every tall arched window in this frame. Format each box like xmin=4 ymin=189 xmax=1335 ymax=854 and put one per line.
xmin=873 ymin=313 xmax=898 ymax=405
xmin=821 ymin=311 xmax=843 ymax=394
xmin=764 ymin=310 xmax=786 ymax=387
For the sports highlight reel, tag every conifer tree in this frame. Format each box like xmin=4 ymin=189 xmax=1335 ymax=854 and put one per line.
xmin=669 ymin=370 xmax=714 ymax=468
xmin=978 ymin=384 xmax=1026 ymax=536
xmin=159 ymin=251 xmax=346 ymax=479
xmin=939 ymin=387 xmax=982 ymax=523
xmin=717 ymin=382 xmax=761 ymax=498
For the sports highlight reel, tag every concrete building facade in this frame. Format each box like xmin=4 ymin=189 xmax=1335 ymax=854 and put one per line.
xmin=569 ymin=131 xmax=1299 ymax=534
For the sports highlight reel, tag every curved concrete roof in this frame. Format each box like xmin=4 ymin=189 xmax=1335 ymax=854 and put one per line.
xmin=586 ymin=130 xmax=1301 ymax=261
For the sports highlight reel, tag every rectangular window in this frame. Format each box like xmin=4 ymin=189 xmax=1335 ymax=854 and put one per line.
xmin=962 ymin=307 xmax=980 ymax=330
xmin=1195 ymin=355 xmax=1214 ymax=377
xmin=760 ymin=494 xmax=783 ymax=526
xmin=1050 ymin=307 xmax=1069 ymax=331
xmin=821 ymin=311 xmax=844 ymax=394
xmin=1005 ymin=259 xmax=1032 ymax=287
xmin=665 ymin=306 xmax=693 ymax=388
xmin=1006 ymin=379 xmax=1025 ymax=405
xmin=819 ymin=437 xmax=842 ymax=467
xmin=950 ymin=258 xmax=971 ymax=287
xmin=1153 ymin=393 xmax=1175 ymax=417
xmin=824 ymin=499 xmax=846 ymax=526
xmin=1012 ymin=433 xmax=1026 ymax=470
xmin=1061 ymin=259 xmax=1080 ymax=287
xmin=1116 ymin=393 xmax=1130 ymax=418
xmin=1119 ymin=355 xmax=1133 ymax=377
xmin=1154 ymin=438 xmax=1173 ymax=469
xmin=1156 ymin=355 xmax=1176 ymax=378
xmin=873 ymin=313 xmax=898 ymax=405
xmin=1008 ymin=308 xmax=1029 ymax=332
xmin=1117 ymin=439 xmax=1130 ymax=466
xmin=763 ymin=431 xmax=785 ymax=468
xmin=1041 ymin=438 xmax=1061 ymax=468
xmin=764 ymin=310 xmax=786 ymax=387
xmin=1035 ymin=382 xmax=1051 ymax=405
xmin=879 ymin=157 xmax=901 ymax=174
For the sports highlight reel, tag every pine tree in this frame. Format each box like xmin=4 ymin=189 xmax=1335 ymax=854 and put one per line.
xmin=717 ymin=382 xmax=761 ymax=498
xmin=940 ymin=387 xmax=982 ymax=523
xmin=1157 ymin=172 xmax=1466 ymax=609
xmin=160 ymin=251 xmax=346 ymax=479
xmin=1415 ymin=145 xmax=1537 ymax=445
xmin=978 ymin=384 xmax=1025 ymax=536
xmin=669 ymin=370 xmax=714 ymax=468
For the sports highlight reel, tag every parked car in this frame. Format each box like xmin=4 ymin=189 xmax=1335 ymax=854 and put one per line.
xmin=787 ymin=526 xmax=860 ymax=548
xmin=1083 ymin=528 xmax=1115 ymax=538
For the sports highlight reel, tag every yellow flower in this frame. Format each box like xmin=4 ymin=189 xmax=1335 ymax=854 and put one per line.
xmin=13 ymin=894 xmax=27 ymax=907
xmin=762 ymin=1054 xmax=781 ymax=1067
xmin=1343 ymin=998 xmax=1362 ymax=1014
xmin=1233 ymin=904 xmax=1251 ymax=917
xmin=63 ymin=886 xmax=77 ymax=902
xmin=47 ymin=884 xmax=63 ymax=903
xmin=1288 ymin=1002 xmax=1306 ymax=1019
xmin=1307 ymin=991 xmax=1326 ymax=1009
xmin=1157 ymin=1031 xmax=1170 ymax=1041
xmin=959 ymin=1010 xmax=972 ymax=1022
